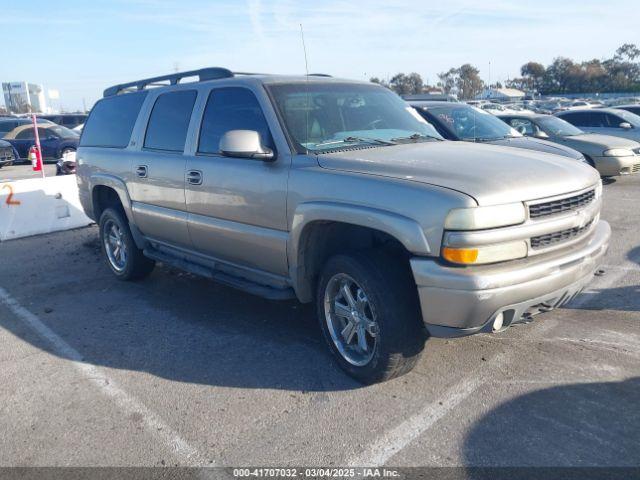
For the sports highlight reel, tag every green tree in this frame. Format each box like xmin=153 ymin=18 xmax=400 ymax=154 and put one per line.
xmin=437 ymin=65 xmax=484 ymax=99
xmin=521 ymin=61 xmax=546 ymax=91
xmin=388 ymin=72 xmax=424 ymax=95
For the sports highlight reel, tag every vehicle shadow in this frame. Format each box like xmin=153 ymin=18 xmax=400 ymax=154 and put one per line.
xmin=0 ymin=230 xmax=363 ymax=392
xmin=463 ymin=377 xmax=640 ymax=468
xmin=564 ymin=246 xmax=639 ymax=313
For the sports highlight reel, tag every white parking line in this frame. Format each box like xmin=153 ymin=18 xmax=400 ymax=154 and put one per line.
xmin=349 ymin=262 xmax=634 ymax=467
xmin=348 ymin=368 xmax=488 ymax=467
xmin=0 ymin=287 xmax=209 ymax=466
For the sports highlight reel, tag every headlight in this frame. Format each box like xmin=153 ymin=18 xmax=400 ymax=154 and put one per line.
xmin=603 ymin=148 xmax=634 ymax=157
xmin=444 ymin=203 xmax=526 ymax=230
xmin=442 ymin=241 xmax=527 ymax=265
xmin=595 ymin=179 xmax=603 ymax=199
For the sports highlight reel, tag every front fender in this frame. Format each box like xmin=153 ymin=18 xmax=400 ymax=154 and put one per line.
xmin=288 ymin=201 xmax=431 ymax=302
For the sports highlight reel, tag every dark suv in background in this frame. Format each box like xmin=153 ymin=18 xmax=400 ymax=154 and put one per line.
xmin=39 ymin=114 xmax=87 ymax=129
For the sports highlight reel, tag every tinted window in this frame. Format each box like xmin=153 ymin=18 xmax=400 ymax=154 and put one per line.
xmin=198 ymin=88 xmax=273 ymax=154
xmin=562 ymin=111 xmax=592 ymax=126
xmin=604 ymin=113 xmax=622 ymax=127
xmin=0 ymin=121 xmax=18 ymax=134
xmin=509 ymin=118 xmax=535 ymax=135
xmin=81 ymin=91 xmax=147 ymax=148
xmin=425 ymin=105 xmax=517 ymax=140
xmin=144 ymin=90 xmax=197 ymax=152
xmin=15 ymin=127 xmax=49 ymax=140
xmin=15 ymin=129 xmax=35 ymax=140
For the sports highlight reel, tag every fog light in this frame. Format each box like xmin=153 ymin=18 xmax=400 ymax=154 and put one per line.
xmin=492 ymin=312 xmax=504 ymax=332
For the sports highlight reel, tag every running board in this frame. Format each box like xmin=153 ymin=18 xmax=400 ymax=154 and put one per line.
xmin=143 ymin=248 xmax=295 ymax=301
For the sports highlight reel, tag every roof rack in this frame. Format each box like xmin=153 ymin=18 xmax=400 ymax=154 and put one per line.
xmin=103 ymin=68 xmax=333 ymax=97
xmin=103 ymin=67 xmax=234 ymax=97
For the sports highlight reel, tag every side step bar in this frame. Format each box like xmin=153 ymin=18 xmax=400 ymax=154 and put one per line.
xmin=143 ymin=248 xmax=296 ymax=301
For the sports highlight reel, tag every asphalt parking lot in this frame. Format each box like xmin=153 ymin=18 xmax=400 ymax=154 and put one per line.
xmin=0 ymin=163 xmax=57 ymax=182
xmin=0 ymin=175 xmax=638 ymax=469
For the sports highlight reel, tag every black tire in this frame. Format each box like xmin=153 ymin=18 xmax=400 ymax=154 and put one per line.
xmin=316 ymin=251 xmax=426 ymax=384
xmin=99 ymin=208 xmax=155 ymax=280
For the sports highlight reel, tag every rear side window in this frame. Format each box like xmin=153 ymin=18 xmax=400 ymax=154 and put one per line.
xmin=198 ymin=87 xmax=273 ymax=155
xmin=81 ymin=91 xmax=147 ymax=148
xmin=144 ymin=90 xmax=197 ymax=152
xmin=562 ymin=111 xmax=591 ymax=127
xmin=604 ymin=113 xmax=625 ymax=127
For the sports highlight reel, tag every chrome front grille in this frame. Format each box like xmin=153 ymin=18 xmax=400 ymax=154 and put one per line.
xmin=530 ymin=220 xmax=594 ymax=249
xmin=632 ymin=163 xmax=640 ymax=173
xmin=529 ymin=189 xmax=595 ymax=219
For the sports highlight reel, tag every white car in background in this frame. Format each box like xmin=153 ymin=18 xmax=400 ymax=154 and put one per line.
xmin=480 ymin=103 xmax=532 ymax=115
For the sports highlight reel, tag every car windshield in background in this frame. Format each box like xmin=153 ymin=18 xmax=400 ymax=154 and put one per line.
xmin=49 ymin=125 xmax=79 ymax=138
xmin=427 ymin=105 xmax=521 ymax=141
xmin=537 ymin=116 xmax=584 ymax=137
xmin=615 ymin=109 xmax=640 ymax=126
xmin=267 ymin=83 xmax=442 ymax=153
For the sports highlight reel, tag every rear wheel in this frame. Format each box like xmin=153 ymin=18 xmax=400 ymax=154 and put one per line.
xmin=99 ymin=208 xmax=155 ymax=280
xmin=316 ymin=251 xmax=426 ymax=384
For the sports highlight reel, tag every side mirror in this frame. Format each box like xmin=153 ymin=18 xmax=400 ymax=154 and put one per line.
xmin=534 ymin=130 xmax=549 ymax=139
xmin=219 ymin=130 xmax=274 ymax=161
xmin=619 ymin=122 xmax=633 ymax=130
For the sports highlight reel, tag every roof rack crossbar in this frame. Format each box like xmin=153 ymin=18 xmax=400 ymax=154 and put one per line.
xmin=103 ymin=67 xmax=234 ymax=97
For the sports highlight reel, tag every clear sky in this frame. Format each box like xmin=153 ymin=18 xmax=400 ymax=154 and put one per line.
xmin=2 ymin=0 xmax=638 ymax=111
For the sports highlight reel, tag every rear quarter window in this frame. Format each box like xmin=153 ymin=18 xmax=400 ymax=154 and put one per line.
xmin=81 ymin=91 xmax=148 ymax=148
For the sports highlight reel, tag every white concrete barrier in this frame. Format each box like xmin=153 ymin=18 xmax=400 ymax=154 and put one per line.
xmin=0 ymin=175 xmax=93 ymax=241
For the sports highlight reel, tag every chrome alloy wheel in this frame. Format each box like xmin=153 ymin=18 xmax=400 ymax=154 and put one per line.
xmin=324 ymin=273 xmax=379 ymax=366
xmin=103 ymin=219 xmax=127 ymax=272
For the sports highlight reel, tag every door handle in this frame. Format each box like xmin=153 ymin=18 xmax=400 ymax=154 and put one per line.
xmin=135 ymin=165 xmax=148 ymax=178
xmin=186 ymin=170 xmax=203 ymax=185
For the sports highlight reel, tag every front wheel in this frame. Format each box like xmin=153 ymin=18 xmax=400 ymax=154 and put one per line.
xmin=99 ymin=208 xmax=155 ymax=280
xmin=316 ymin=251 xmax=426 ymax=384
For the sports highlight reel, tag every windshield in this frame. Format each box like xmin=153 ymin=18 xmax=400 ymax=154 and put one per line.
xmin=48 ymin=125 xmax=79 ymax=138
xmin=537 ymin=116 xmax=584 ymax=136
xmin=426 ymin=105 xmax=521 ymax=141
xmin=615 ymin=109 xmax=640 ymax=126
xmin=267 ymin=83 xmax=442 ymax=153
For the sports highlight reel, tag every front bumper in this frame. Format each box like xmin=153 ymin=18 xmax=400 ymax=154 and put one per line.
xmin=410 ymin=220 xmax=611 ymax=337
xmin=593 ymin=155 xmax=640 ymax=176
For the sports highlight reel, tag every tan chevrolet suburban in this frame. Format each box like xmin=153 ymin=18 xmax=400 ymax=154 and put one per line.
xmin=77 ymin=68 xmax=610 ymax=384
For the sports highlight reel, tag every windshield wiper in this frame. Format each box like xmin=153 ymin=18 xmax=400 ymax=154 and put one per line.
xmin=313 ymin=136 xmax=396 ymax=149
xmin=390 ymin=133 xmax=442 ymax=142
xmin=469 ymin=137 xmax=502 ymax=142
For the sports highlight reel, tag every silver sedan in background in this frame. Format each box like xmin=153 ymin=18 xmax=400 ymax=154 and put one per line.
xmin=498 ymin=113 xmax=640 ymax=176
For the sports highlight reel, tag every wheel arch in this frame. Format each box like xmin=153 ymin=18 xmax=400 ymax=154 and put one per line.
xmin=288 ymin=202 xmax=431 ymax=302
xmin=90 ymin=174 xmax=146 ymax=249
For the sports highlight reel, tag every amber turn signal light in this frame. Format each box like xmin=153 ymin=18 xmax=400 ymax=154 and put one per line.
xmin=442 ymin=247 xmax=479 ymax=264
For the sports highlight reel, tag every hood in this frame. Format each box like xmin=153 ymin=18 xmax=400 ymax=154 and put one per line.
xmin=0 ymin=139 xmax=11 ymax=148
xmin=487 ymin=137 xmax=582 ymax=160
xmin=317 ymin=142 xmax=599 ymax=206
xmin=558 ymin=133 xmax=640 ymax=150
